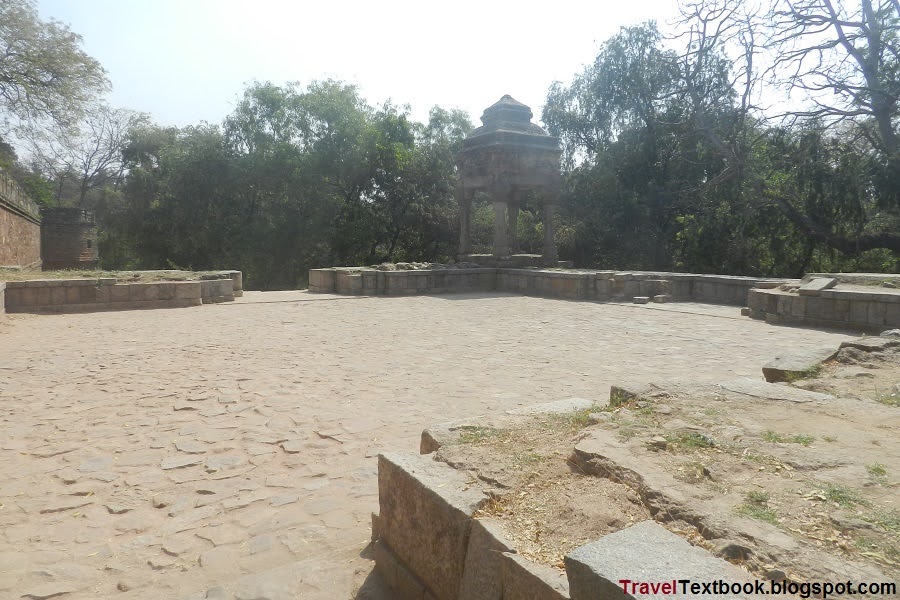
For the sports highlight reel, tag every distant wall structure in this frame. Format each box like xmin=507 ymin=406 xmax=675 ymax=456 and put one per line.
xmin=0 ymin=171 xmax=41 ymax=268
xmin=40 ymin=207 xmax=99 ymax=270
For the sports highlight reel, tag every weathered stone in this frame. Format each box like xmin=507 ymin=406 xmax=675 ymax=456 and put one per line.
xmin=632 ymin=296 xmax=650 ymax=304
xmin=798 ymin=277 xmax=837 ymax=295
xmin=106 ymin=504 xmax=132 ymax=514
xmin=648 ymin=436 xmax=668 ymax=450
xmin=651 ymin=294 xmax=671 ymax=303
xmin=458 ymin=518 xmax=515 ymax=600
xmin=840 ymin=336 xmax=900 ymax=352
xmin=762 ymin=346 xmax=838 ymax=382
xmin=565 ymin=521 xmax=753 ymax=600
xmin=378 ymin=452 xmax=488 ymax=600
xmin=175 ymin=439 xmax=208 ymax=454
xmin=712 ymin=539 xmax=753 ymax=560
xmin=502 ymin=553 xmax=569 ymax=600
xmin=719 ymin=378 xmax=834 ymax=403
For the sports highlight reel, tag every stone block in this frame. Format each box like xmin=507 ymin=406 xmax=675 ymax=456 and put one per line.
xmin=651 ymin=295 xmax=671 ymax=303
xmin=308 ymin=269 xmax=336 ymax=293
xmin=833 ymin=299 xmax=851 ymax=321
xmin=378 ymin=452 xmax=488 ymax=600
xmin=799 ymin=277 xmax=837 ymax=295
xmin=867 ymin=302 xmax=886 ymax=326
xmin=49 ymin=286 xmax=66 ymax=305
xmin=887 ymin=302 xmax=900 ymax=327
xmin=78 ymin=285 xmax=98 ymax=303
xmin=458 ymin=519 xmax=514 ymax=600
xmin=173 ymin=282 xmax=201 ymax=300
xmin=156 ymin=283 xmax=175 ymax=301
xmin=762 ymin=346 xmax=838 ymax=382
xmin=805 ymin=297 xmax=835 ymax=321
xmin=565 ymin=521 xmax=753 ymax=600
xmin=17 ymin=286 xmax=37 ymax=306
xmin=65 ymin=286 xmax=80 ymax=304
xmin=776 ymin=293 xmax=793 ymax=315
xmin=632 ymin=297 xmax=650 ymax=304
xmin=849 ymin=300 xmax=868 ymax=324
xmin=502 ymin=553 xmax=569 ymax=600
xmin=789 ymin=295 xmax=806 ymax=317
xmin=375 ymin=540 xmax=427 ymax=600
xmin=108 ymin=284 xmax=130 ymax=302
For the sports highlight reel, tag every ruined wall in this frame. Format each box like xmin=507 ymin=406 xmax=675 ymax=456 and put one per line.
xmin=40 ymin=207 xmax=99 ymax=270
xmin=0 ymin=172 xmax=41 ymax=268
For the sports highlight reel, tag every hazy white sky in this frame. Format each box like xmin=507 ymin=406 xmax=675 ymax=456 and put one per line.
xmin=38 ymin=0 xmax=681 ymax=128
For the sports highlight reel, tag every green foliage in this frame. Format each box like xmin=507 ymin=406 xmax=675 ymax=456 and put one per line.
xmin=98 ymin=81 xmax=473 ymax=289
xmin=0 ymin=0 xmax=108 ymax=129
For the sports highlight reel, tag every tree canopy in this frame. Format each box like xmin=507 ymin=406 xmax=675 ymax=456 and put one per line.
xmin=0 ymin=0 xmax=108 ymax=132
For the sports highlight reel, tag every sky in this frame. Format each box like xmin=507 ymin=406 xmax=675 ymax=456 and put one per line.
xmin=37 ymin=0 xmax=682 ymax=129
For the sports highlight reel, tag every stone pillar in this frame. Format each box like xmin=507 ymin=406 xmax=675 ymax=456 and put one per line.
xmin=493 ymin=201 xmax=509 ymax=257
xmin=458 ymin=187 xmax=472 ymax=256
xmin=507 ymin=192 xmax=520 ymax=255
xmin=542 ymin=201 xmax=558 ymax=266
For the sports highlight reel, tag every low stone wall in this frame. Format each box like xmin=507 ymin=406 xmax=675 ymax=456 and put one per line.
xmin=309 ymin=266 xmax=790 ymax=306
xmin=2 ymin=271 xmax=242 ymax=314
xmin=747 ymin=287 xmax=900 ymax=333
xmin=374 ymin=451 xmax=755 ymax=600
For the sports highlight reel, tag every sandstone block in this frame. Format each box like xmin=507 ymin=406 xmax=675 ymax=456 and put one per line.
xmin=632 ymin=296 xmax=650 ymax=304
xmin=458 ymin=519 xmax=515 ymax=600
xmin=565 ymin=521 xmax=753 ymax=600
xmin=798 ymin=277 xmax=837 ymax=295
xmin=378 ymin=452 xmax=488 ymax=600
xmin=762 ymin=346 xmax=838 ymax=382
xmin=173 ymin=282 xmax=201 ymax=300
xmin=109 ymin=284 xmax=130 ymax=302
xmin=502 ymin=553 xmax=570 ymax=600
xmin=651 ymin=294 xmax=671 ymax=303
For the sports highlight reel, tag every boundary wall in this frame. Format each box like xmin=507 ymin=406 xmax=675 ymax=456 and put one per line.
xmin=0 ymin=271 xmax=242 ymax=314
xmin=309 ymin=267 xmax=790 ymax=306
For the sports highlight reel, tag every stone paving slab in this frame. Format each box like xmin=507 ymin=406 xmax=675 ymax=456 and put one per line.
xmin=0 ymin=291 xmax=853 ymax=598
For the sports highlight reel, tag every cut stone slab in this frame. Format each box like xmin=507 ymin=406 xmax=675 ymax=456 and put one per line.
xmin=458 ymin=518 xmax=515 ymax=600
xmin=762 ymin=346 xmax=838 ymax=383
xmin=798 ymin=277 xmax=837 ymax=295
xmin=719 ymin=378 xmax=834 ymax=403
xmin=839 ymin=336 xmax=900 ymax=352
xmin=632 ymin=296 xmax=650 ymax=304
xmin=502 ymin=553 xmax=570 ymax=600
xmin=565 ymin=521 xmax=753 ymax=600
xmin=651 ymin=294 xmax=671 ymax=303
xmin=378 ymin=452 xmax=489 ymax=600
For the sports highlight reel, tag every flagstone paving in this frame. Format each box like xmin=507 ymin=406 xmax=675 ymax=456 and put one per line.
xmin=0 ymin=291 xmax=853 ymax=599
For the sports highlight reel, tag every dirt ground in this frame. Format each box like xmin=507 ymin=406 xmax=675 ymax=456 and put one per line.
xmin=436 ymin=343 xmax=900 ymax=582
xmin=0 ymin=292 xmax=858 ymax=599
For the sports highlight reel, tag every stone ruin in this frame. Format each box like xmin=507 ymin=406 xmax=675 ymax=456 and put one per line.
xmin=456 ymin=95 xmax=563 ymax=267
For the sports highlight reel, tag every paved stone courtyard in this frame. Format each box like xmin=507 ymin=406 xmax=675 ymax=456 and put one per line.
xmin=0 ymin=291 xmax=854 ymax=599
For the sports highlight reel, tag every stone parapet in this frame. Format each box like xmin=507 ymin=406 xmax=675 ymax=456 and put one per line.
xmin=747 ymin=286 xmax=900 ymax=333
xmin=1 ymin=272 xmax=243 ymax=314
xmin=308 ymin=266 xmax=792 ymax=307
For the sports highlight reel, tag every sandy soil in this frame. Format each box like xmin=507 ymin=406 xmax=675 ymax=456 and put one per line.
xmin=0 ymin=292 xmax=855 ymax=599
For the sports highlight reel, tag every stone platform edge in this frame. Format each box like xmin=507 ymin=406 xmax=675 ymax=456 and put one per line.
xmin=373 ymin=448 xmax=759 ymax=600
xmin=746 ymin=286 xmax=900 ymax=333
xmin=0 ymin=270 xmax=242 ymax=315
xmin=308 ymin=267 xmax=791 ymax=307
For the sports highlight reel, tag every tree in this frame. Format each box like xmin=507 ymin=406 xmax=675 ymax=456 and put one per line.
xmin=0 ymin=0 xmax=108 ymax=133
xmin=674 ymin=0 xmax=900 ymax=254
xmin=22 ymin=104 xmax=149 ymax=207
